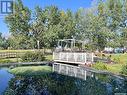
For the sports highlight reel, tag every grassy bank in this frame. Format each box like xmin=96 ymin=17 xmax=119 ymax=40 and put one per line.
xmin=107 ymin=53 xmax=127 ymax=64
xmin=45 ymin=54 xmax=53 ymax=61
xmin=0 ymin=49 xmax=43 ymax=52
xmin=0 ymin=58 xmax=22 ymax=63
xmin=9 ymin=66 xmax=52 ymax=76
xmin=106 ymin=53 xmax=127 ymax=74
xmin=106 ymin=64 xmax=124 ymax=74
xmin=93 ymin=63 xmax=126 ymax=75
xmin=92 ymin=62 xmax=124 ymax=74
xmin=0 ymin=49 xmax=52 ymax=53
xmin=93 ymin=53 xmax=127 ymax=75
xmin=0 ymin=54 xmax=53 ymax=64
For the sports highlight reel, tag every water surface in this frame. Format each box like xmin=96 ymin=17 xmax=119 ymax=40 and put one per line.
xmin=0 ymin=68 xmax=14 ymax=95
xmin=0 ymin=68 xmax=127 ymax=95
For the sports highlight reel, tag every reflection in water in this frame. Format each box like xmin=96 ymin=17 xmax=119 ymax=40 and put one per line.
xmin=4 ymin=73 xmax=127 ymax=95
xmin=0 ymin=69 xmax=14 ymax=95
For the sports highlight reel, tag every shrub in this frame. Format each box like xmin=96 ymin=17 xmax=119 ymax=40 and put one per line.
xmin=0 ymin=59 xmax=12 ymax=63
xmin=92 ymin=62 xmax=108 ymax=70
xmin=121 ymin=64 xmax=127 ymax=75
xmin=21 ymin=51 xmax=45 ymax=62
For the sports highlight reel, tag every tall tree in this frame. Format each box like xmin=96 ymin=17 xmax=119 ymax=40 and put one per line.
xmin=0 ymin=32 xmax=8 ymax=49
xmin=5 ymin=0 xmax=31 ymax=49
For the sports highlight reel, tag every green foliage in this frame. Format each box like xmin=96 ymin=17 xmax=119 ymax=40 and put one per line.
xmin=45 ymin=54 xmax=53 ymax=61
xmin=110 ymin=54 xmax=127 ymax=64
xmin=0 ymin=58 xmax=22 ymax=63
xmin=0 ymin=59 xmax=12 ymax=63
xmin=93 ymin=62 xmax=108 ymax=70
xmin=3 ymin=89 xmax=15 ymax=95
xmin=5 ymin=0 xmax=31 ymax=49
xmin=4 ymin=0 xmax=127 ymax=50
xmin=121 ymin=64 xmax=127 ymax=75
xmin=113 ymin=57 xmax=121 ymax=63
xmin=21 ymin=51 xmax=45 ymax=62
xmin=9 ymin=66 xmax=52 ymax=76
xmin=106 ymin=64 xmax=123 ymax=74
xmin=4 ymin=73 xmax=108 ymax=95
xmin=0 ymin=33 xmax=9 ymax=49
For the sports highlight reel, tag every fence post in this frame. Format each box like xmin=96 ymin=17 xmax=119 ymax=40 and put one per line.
xmin=59 ymin=52 xmax=62 ymax=60
xmin=66 ymin=65 xmax=68 ymax=75
xmin=53 ymin=52 xmax=54 ymax=60
xmin=74 ymin=53 xmax=76 ymax=62
xmin=92 ymin=53 xmax=94 ymax=63
xmin=53 ymin=63 xmax=55 ymax=72
xmin=85 ymin=70 xmax=87 ymax=80
xmin=75 ymin=53 xmax=77 ymax=62
xmin=82 ymin=53 xmax=83 ymax=62
xmin=74 ymin=67 xmax=77 ymax=77
xmin=85 ymin=53 xmax=86 ymax=63
xmin=59 ymin=64 xmax=61 ymax=73
xmin=67 ymin=52 xmax=68 ymax=61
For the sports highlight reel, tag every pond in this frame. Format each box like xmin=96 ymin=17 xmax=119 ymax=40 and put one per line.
xmin=0 ymin=68 xmax=127 ymax=95
xmin=0 ymin=68 xmax=14 ymax=95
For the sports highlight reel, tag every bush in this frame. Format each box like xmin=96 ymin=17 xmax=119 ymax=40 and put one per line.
xmin=0 ymin=59 xmax=12 ymax=63
xmin=121 ymin=64 xmax=127 ymax=75
xmin=21 ymin=51 xmax=45 ymax=62
xmin=92 ymin=62 xmax=108 ymax=70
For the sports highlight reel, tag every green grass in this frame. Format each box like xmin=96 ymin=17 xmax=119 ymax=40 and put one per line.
xmin=45 ymin=54 xmax=53 ymax=61
xmin=0 ymin=58 xmax=22 ymax=63
xmin=0 ymin=54 xmax=53 ymax=64
xmin=0 ymin=49 xmax=36 ymax=53
xmin=0 ymin=49 xmax=51 ymax=53
xmin=93 ymin=63 xmax=126 ymax=75
xmin=9 ymin=66 xmax=52 ymax=76
xmin=93 ymin=53 xmax=127 ymax=75
xmin=107 ymin=53 xmax=127 ymax=64
xmin=106 ymin=64 xmax=124 ymax=74
xmin=106 ymin=53 xmax=127 ymax=74
xmin=92 ymin=62 xmax=108 ymax=70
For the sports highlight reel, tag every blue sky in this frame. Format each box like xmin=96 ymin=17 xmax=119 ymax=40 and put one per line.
xmin=0 ymin=0 xmax=92 ymax=38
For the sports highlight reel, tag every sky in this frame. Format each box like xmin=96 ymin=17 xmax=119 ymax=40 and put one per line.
xmin=0 ymin=0 xmax=92 ymax=38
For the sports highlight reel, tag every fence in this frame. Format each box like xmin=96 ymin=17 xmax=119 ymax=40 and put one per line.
xmin=53 ymin=52 xmax=94 ymax=64
xmin=0 ymin=52 xmax=24 ymax=58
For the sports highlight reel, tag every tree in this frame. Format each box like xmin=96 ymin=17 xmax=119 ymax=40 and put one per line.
xmin=105 ymin=0 xmax=127 ymax=47
xmin=5 ymin=0 xmax=127 ymax=51
xmin=77 ymin=7 xmax=109 ymax=51
xmin=31 ymin=6 xmax=46 ymax=49
xmin=31 ymin=6 xmax=61 ymax=49
xmin=5 ymin=0 xmax=31 ymax=49
xmin=0 ymin=32 xmax=8 ymax=49
xmin=31 ymin=6 xmax=78 ymax=49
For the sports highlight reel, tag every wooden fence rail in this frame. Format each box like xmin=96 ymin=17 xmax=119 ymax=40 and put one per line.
xmin=0 ymin=52 xmax=25 ymax=58
xmin=53 ymin=52 xmax=94 ymax=64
